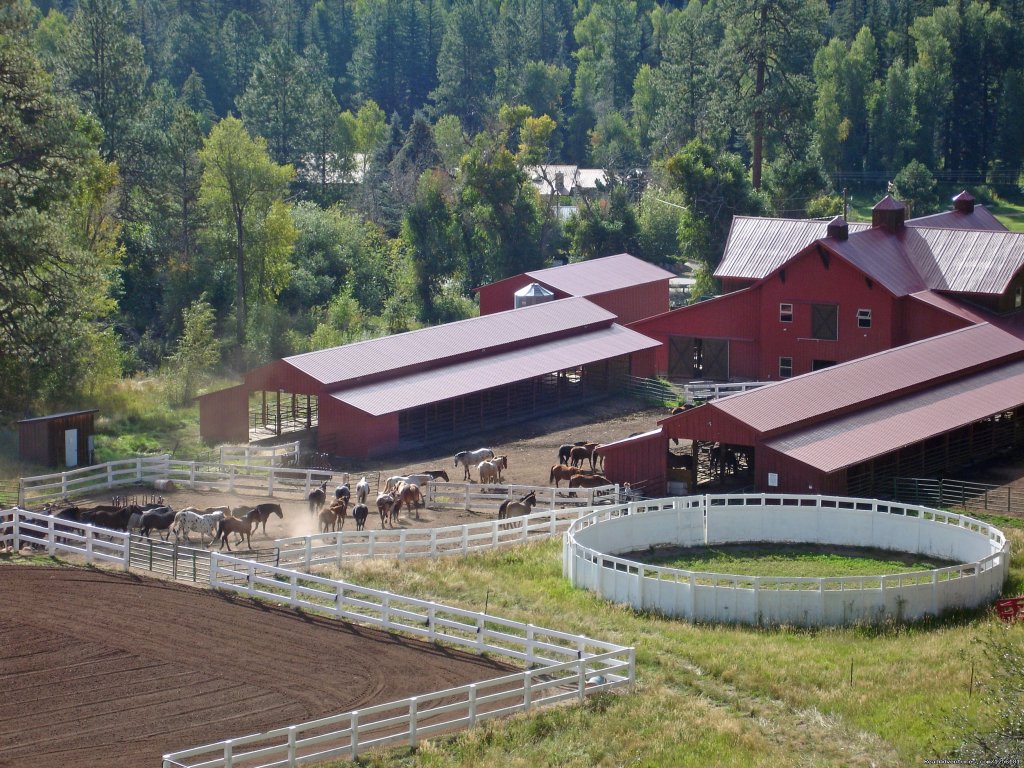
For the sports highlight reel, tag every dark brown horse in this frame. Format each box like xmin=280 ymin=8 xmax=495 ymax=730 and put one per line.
xmin=377 ymin=493 xmax=395 ymax=528
xmin=214 ymin=516 xmax=253 ymax=551
xmin=248 ymin=502 xmax=283 ymax=536
xmin=308 ymin=479 xmax=328 ymax=517
xmin=352 ymin=503 xmax=369 ymax=531
xmin=139 ymin=506 xmax=176 ymax=540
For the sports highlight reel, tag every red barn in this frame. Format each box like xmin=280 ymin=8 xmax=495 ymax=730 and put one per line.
xmin=629 ymin=193 xmax=1023 ymax=382
xmin=475 ymin=253 xmax=674 ymax=324
xmin=198 ymin=298 xmax=659 ymax=458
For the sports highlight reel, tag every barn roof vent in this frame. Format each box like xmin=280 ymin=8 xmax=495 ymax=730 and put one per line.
xmin=952 ymin=190 xmax=976 ymax=214
xmin=514 ymin=282 xmax=555 ymax=309
xmin=871 ymin=194 xmax=907 ymax=233
xmin=826 ymin=215 xmax=849 ymax=241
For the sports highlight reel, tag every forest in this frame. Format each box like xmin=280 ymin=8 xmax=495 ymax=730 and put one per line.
xmin=4 ymin=0 xmax=1024 ymax=418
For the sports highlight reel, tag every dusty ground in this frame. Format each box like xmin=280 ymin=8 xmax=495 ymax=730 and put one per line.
xmin=0 ymin=566 xmax=517 ymax=768
xmin=66 ymin=397 xmax=670 ymax=543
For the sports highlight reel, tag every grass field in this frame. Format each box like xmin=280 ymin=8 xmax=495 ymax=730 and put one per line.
xmin=313 ymin=521 xmax=1023 ymax=768
xmin=631 ymin=543 xmax=956 ymax=578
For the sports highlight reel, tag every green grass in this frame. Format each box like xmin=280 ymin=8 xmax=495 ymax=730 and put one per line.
xmin=310 ymin=523 xmax=1024 ymax=768
xmin=634 ymin=543 xmax=953 ymax=578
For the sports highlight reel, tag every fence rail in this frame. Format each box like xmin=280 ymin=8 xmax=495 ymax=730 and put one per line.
xmin=424 ymin=480 xmax=618 ymax=513
xmin=218 ymin=441 xmax=300 ymax=467
xmin=1 ymin=508 xmax=130 ymax=568
xmin=681 ymin=380 xmax=770 ymax=401
xmin=893 ymin=476 xmax=1024 ymax=516
xmin=159 ymin=555 xmax=634 ymax=768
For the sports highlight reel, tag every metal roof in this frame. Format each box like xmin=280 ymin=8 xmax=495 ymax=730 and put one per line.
xmin=708 ymin=323 xmax=1024 ymax=434
xmin=906 ymin=204 xmax=1006 ymax=232
xmin=905 ymin=227 xmax=1024 ymax=294
xmin=824 ymin=227 xmax=928 ymax=296
xmin=282 ymin=297 xmax=614 ymax=387
xmin=525 ymin=253 xmax=675 ymax=296
xmin=715 ymin=217 xmax=871 ymax=279
xmin=332 ymin=324 xmax=660 ymax=416
xmin=764 ymin=358 xmax=1024 ymax=472
xmin=906 ymin=290 xmax=991 ymax=324
xmin=17 ymin=409 xmax=98 ymax=424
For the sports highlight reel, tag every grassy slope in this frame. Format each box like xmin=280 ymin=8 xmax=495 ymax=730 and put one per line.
xmin=309 ymin=520 xmax=1024 ymax=768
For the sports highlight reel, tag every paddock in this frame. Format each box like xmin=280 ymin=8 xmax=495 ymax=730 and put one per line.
xmin=0 ymin=566 xmax=516 ymax=768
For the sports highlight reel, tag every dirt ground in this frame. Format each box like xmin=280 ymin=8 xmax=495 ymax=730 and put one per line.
xmin=0 ymin=566 xmax=517 ymax=768
xmin=67 ymin=397 xmax=671 ymax=544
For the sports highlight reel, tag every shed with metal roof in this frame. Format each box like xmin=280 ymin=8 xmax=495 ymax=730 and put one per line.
xmin=476 ymin=253 xmax=675 ymax=324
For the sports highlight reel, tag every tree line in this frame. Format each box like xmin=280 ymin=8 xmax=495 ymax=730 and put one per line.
xmin=4 ymin=0 xmax=1023 ymax=417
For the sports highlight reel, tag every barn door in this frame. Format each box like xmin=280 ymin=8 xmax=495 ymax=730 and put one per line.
xmin=668 ymin=336 xmax=697 ymax=379
xmin=702 ymin=339 xmax=729 ymax=380
xmin=64 ymin=429 xmax=78 ymax=467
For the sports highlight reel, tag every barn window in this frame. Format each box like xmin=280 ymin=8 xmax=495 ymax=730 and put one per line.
xmin=857 ymin=308 xmax=872 ymax=328
xmin=779 ymin=303 xmax=793 ymax=323
xmin=811 ymin=303 xmax=838 ymax=340
xmin=1016 ymin=286 xmax=1022 ymax=308
xmin=779 ymin=357 xmax=793 ymax=378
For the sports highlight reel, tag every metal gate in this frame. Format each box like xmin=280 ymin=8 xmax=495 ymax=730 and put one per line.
xmin=127 ymin=535 xmax=278 ymax=583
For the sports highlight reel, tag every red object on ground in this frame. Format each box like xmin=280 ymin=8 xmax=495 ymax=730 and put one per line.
xmin=994 ymin=596 xmax=1024 ymax=621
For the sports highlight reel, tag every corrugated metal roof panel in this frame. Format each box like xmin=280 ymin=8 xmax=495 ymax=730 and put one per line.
xmin=333 ymin=324 xmax=660 ymax=416
xmin=527 ymin=253 xmax=674 ymax=296
xmin=715 ymin=217 xmax=871 ymax=279
xmin=283 ymin=297 xmax=614 ymax=386
xmin=824 ymin=227 xmax=927 ymax=296
xmin=907 ymin=290 xmax=991 ymax=324
xmin=764 ymin=359 xmax=1024 ymax=472
xmin=906 ymin=227 xmax=1024 ymax=294
xmin=907 ymin=204 xmax=1006 ymax=232
xmin=712 ymin=323 xmax=1024 ymax=434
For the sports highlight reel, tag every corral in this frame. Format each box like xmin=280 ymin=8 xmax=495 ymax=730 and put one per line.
xmin=0 ymin=566 xmax=515 ymax=768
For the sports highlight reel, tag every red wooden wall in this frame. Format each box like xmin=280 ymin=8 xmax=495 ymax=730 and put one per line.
xmin=198 ymin=385 xmax=250 ymax=445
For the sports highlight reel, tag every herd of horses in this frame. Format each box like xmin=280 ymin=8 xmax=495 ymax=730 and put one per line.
xmin=38 ymin=497 xmax=283 ymax=551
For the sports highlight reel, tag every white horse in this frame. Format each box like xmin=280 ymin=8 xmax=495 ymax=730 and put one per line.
xmin=172 ymin=508 xmax=224 ymax=546
xmin=454 ymin=448 xmax=495 ymax=480
xmin=478 ymin=456 xmax=507 ymax=484
xmin=356 ymin=476 xmax=370 ymax=504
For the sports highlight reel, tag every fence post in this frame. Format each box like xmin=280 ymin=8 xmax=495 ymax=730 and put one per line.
xmin=267 ymin=468 xmax=274 ymax=497
xmin=464 ymin=485 xmax=471 ymax=511
xmin=523 ymin=669 xmax=533 ymax=711
xmin=350 ymin=711 xmax=359 ymax=758
xmin=223 ymin=739 xmax=233 ymax=768
xmin=46 ymin=517 xmax=55 ymax=556
xmin=408 ymin=697 xmax=418 ymax=746
xmin=468 ymin=684 xmax=478 ymax=726
xmin=287 ymin=725 xmax=297 ymax=763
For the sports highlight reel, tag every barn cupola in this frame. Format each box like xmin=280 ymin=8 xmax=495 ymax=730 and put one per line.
xmin=826 ymin=215 xmax=849 ymax=241
xmin=952 ymin=190 xmax=976 ymax=214
xmin=871 ymin=194 xmax=907 ymax=233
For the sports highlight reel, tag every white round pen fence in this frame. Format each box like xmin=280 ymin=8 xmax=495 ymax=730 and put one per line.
xmin=564 ymin=494 xmax=1011 ymax=626
xmin=160 ymin=554 xmax=634 ymax=768
xmin=1 ymin=507 xmax=131 ymax=568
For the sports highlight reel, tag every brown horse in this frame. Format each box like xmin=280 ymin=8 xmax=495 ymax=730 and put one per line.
xmin=321 ymin=498 xmax=347 ymax=533
xmin=392 ymin=482 xmax=423 ymax=520
xmin=214 ymin=516 xmax=253 ymax=551
xmin=498 ymin=490 xmax=537 ymax=520
xmin=376 ymin=492 xmax=395 ymax=528
xmin=248 ymin=502 xmax=284 ymax=537
xmin=549 ymin=464 xmax=577 ymax=487
xmin=568 ymin=473 xmax=612 ymax=488
xmin=308 ymin=479 xmax=328 ymax=517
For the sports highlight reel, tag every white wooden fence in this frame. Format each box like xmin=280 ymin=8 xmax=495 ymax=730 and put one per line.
xmin=276 ymin=504 xmax=587 ymax=570
xmin=218 ymin=441 xmax=300 ymax=467
xmin=0 ymin=508 xmax=130 ymax=568
xmin=161 ymin=554 xmax=635 ymax=768
xmin=424 ymin=480 xmax=618 ymax=513
xmin=682 ymin=380 xmax=770 ymax=401
xmin=564 ymin=494 xmax=1012 ymax=626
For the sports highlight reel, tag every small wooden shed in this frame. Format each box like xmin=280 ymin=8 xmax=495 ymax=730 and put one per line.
xmin=18 ymin=410 xmax=98 ymax=468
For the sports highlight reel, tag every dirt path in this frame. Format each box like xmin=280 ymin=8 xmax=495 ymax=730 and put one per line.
xmin=0 ymin=566 xmax=516 ymax=768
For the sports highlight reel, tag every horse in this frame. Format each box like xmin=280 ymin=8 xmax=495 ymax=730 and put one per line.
xmin=376 ymin=492 xmax=395 ymax=527
xmin=248 ymin=502 xmax=283 ymax=536
xmin=172 ymin=508 xmax=224 ymax=546
xmin=139 ymin=506 xmax=176 ymax=540
xmin=356 ymin=476 xmax=370 ymax=504
xmin=569 ymin=445 xmax=597 ymax=470
xmin=478 ymin=456 xmax=508 ymax=484
xmin=384 ymin=475 xmax=415 ymax=494
xmin=568 ymin=473 xmax=612 ymax=488
xmin=419 ymin=469 xmax=449 ymax=481
xmin=454 ymin=448 xmax=494 ymax=480
xmin=352 ymin=503 xmax=369 ymax=531
xmin=549 ymin=464 xmax=577 ymax=487
xmin=334 ymin=483 xmax=350 ymax=504
xmin=214 ymin=516 xmax=253 ymax=551
xmin=392 ymin=482 xmax=423 ymax=520
xmin=323 ymin=498 xmax=347 ymax=532
xmin=82 ymin=504 xmax=142 ymax=531
xmin=498 ymin=491 xmax=537 ymax=520
xmin=308 ymin=479 xmax=329 ymax=516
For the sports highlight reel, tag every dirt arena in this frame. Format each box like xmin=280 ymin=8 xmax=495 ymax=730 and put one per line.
xmin=0 ymin=566 xmax=517 ymax=768
xmin=69 ymin=398 xmax=673 ymax=543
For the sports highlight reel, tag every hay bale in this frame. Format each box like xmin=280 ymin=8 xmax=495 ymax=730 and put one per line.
xmin=153 ymin=479 xmax=176 ymax=493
